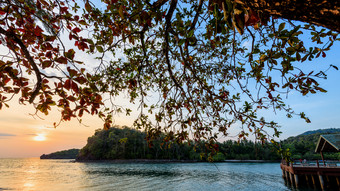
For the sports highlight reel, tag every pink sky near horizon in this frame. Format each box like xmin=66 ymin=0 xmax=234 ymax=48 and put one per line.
xmin=0 ymin=96 xmax=136 ymax=158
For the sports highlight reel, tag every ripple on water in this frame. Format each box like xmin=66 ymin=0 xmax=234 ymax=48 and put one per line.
xmin=0 ymin=159 xmax=291 ymax=191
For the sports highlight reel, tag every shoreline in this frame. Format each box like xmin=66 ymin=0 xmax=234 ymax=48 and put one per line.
xmin=74 ymin=159 xmax=279 ymax=163
xmin=224 ymin=159 xmax=280 ymax=163
xmin=75 ymin=159 xmax=200 ymax=163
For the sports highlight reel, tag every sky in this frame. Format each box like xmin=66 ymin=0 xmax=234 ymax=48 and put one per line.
xmin=0 ymin=5 xmax=340 ymax=158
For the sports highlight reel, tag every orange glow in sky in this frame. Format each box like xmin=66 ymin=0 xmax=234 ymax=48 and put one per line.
xmin=33 ymin=134 xmax=46 ymax=141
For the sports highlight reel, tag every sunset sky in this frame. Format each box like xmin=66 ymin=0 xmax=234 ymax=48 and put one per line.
xmin=1 ymin=4 xmax=340 ymax=158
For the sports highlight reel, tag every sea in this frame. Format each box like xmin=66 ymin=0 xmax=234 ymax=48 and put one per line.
xmin=0 ymin=158 xmax=297 ymax=191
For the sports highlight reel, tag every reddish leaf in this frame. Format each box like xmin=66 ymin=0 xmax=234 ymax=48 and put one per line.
xmin=55 ymin=56 xmax=68 ymax=64
xmin=85 ymin=1 xmax=92 ymax=12
xmin=18 ymin=28 xmax=26 ymax=33
xmin=64 ymin=79 xmax=71 ymax=90
xmin=72 ymin=27 xmax=81 ymax=33
xmin=60 ymin=6 xmax=68 ymax=13
xmin=34 ymin=26 xmax=43 ymax=36
xmin=45 ymin=51 xmax=52 ymax=58
xmin=71 ymin=81 xmax=79 ymax=94
xmin=0 ymin=10 xmax=6 ymax=15
xmin=78 ymin=109 xmax=84 ymax=117
xmin=245 ymin=9 xmax=260 ymax=26
xmin=4 ymin=77 xmax=10 ymax=84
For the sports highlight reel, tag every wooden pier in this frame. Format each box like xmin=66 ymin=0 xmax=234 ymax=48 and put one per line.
xmin=281 ymin=160 xmax=340 ymax=190
xmin=280 ymin=134 xmax=340 ymax=190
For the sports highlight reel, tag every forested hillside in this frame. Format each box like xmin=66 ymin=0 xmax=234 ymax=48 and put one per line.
xmin=281 ymin=129 xmax=340 ymax=160
xmin=300 ymin=128 xmax=340 ymax=136
xmin=76 ymin=126 xmax=281 ymax=161
xmin=40 ymin=127 xmax=338 ymax=161
xmin=40 ymin=149 xmax=80 ymax=159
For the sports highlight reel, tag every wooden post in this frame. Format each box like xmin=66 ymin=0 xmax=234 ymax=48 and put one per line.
xmin=326 ymin=175 xmax=329 ymax=185
xmin=320 ymin=151 xmax=325 ymax=166
xmin=305 ymin=175 xmax=311 ymax=188
xmin=285 ymin=171 xmax=290 ymax=182
xmin=282 ymin=170 xmax=285 ymax=179
xmin=319 ymin=175 xmax=325 ymax=191
xmin=294 ymin=174 xmax=299 ymax=188
xmin=289 ymin=172 xmax=294 ymax=186
xmin=311 ymin=175 xmax=316 ymax=189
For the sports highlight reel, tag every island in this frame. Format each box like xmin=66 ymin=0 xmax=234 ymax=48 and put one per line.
xmin=41 ymin=127 xmax=340 ymax=162
xmin=76 ymin=126 xmax=281 ymax=162
xmin=40 ymin=148 xmax=80 ymax=159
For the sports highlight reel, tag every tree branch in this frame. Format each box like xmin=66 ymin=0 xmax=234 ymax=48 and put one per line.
xmin=0 ymin=26 xmax=42 ymax=103
xmin=242 ymin=0 xmax=340 ymax=32
xmin=164 ymin=0 xmax=185 ymax=93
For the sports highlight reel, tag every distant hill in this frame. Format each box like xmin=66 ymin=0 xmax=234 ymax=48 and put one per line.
xmin=281 ymin=128 xmax=340 ymax=160
xmin=40 ymin=149 xmax=80 ymax=159
xmin=299 ymin=128 xmax=340 ymax=136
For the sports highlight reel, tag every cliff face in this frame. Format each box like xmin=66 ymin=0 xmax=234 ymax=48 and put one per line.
xmin=40 ymin=149 xmax=80 ymax=159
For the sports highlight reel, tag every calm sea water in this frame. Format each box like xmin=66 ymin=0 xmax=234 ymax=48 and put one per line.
xmin=0 ymin=158 xmax=292 ymax=191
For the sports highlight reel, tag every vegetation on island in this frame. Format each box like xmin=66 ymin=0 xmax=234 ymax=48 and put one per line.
xmin=1 ymin=0 xmax=339 ymax=153
xmin=77 ymin=127 xmax=340 ymax=162
xmin=40 ymin=149 xmax=80 ymax=159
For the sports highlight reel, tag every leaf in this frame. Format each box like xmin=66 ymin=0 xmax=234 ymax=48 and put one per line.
xmin=67 ymin=67 xmax=78 ymax=77
xmin=96 ymin=45 xmax=104 ymax=53
xmin=119 ymin=5 xmax=124 ymax=19
xmin=85 ymin=1 xmax=92 ymax=12
xmin=55 ymin=56 xmax=68 ymax=64
xmin=330 ymin=64 xmax=338 ymax=70
xmin=71 ymin=81 xmax=79 ymax=94
xmin=64 ymin=79 xmax=71 ymax=90
xmin=278 ymin=23 xmax=285 ymax=32
xmin=72 ymin=27 xmax=81 ymax=33
xmin=64 ymin=49 xmax=75 ymax=60
xmin=315 ymin=86 xmax=327 ymax=93
xmin=232 ymin=11 xmax=245 ymax=35
xmin=34 ymin=26 xmax=43 ymax=36
xmin=296 ymin=52 xmax=301 ymax=61
xmin=42 ymin=60 xmax=52 ymax=68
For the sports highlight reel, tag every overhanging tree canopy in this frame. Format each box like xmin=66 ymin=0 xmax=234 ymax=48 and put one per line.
xmin=0 ymin=0 xmax=339 ymax=149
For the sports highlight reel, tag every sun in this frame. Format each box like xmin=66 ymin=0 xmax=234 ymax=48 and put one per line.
xmin=33 ymin=133 xmax=46 ymax=141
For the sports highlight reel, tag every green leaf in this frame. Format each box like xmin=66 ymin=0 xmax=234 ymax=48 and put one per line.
xmin=96 ymin=46 xmax=104 ymax=53
xmin=278 ymin=23 xmax=285 ymax=32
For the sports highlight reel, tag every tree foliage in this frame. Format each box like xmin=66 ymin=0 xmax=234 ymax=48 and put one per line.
xmin=40 ymin=148 xmax=80 ymax=159
xmin=0 ymin=0 xmax=339 ymax=149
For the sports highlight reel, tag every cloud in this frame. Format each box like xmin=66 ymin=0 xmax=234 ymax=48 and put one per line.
xmin=0 ymin=133 xmax=16 ymax=139
xmin=0 ymin=116 xmax=38 ymax=125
